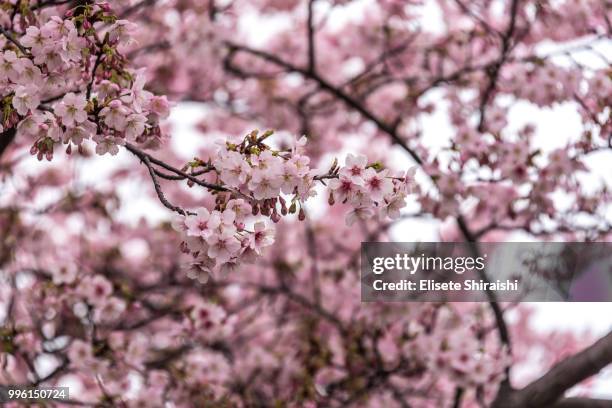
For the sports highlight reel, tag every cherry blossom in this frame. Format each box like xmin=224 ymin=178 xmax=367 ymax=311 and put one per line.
xmin=0 ymin=1 xmax=610 ymax=407
xmin=55 ymin=93 xmax=88 ymax=127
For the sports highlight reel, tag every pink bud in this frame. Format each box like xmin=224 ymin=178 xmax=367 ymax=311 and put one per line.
xmin=271 ymin=211 xmax=281 ymax=223
xmin=279 ymin=196 xmax=287 ymax=215
xmin=66 ymin=144 xmax=72 ymax=155
xmin=298 ymin=208 xmax=306 ymax=221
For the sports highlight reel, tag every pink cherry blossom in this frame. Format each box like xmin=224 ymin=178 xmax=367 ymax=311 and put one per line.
xmin=124 ymin=113 xmax=147 ymax=141
xmin=226 ymin=199 xmax=252 ymax=222
xmin=185 ymin=207 xmax=221 ymax=238
xmin=206 ymin=229 xmax=241 ymax=263
xmin=12 ymin=85 xmax=40 ymax=115
xmin=341 ymin=153 xmax=368 ymax=183
xmin=217 ymin=150 xmax=250 ymax=187
xmin=20 ymin=26 xmax=48 ymax=56
xmin=79 ymin=274 xmax=113 ymax=305
xmin=100 ymin=100 xmax=128 ymax=131
xmin=0 ymin=2 xmax=610 ymax=407
xmin=55 ymin=92 xmax=88 ymax=126
xmin=248 ymin=167 xmax=283 ymax=200
xmin=0 ymin=50 xmax=20 ymax=83
xmin=249 ymin=221 xmax=275 ymax=254
xmin=363 ymin=168 xmax=394 ymax=203
xmin=63 ymin=120 xmax=96 ymax=145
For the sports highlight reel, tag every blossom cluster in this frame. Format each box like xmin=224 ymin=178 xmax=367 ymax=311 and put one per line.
xmin=503 ymin=63 xmax=581 ymax=107
xmin=173 ymin=131 xmax=414 ymax=282
xmin=2 ymin=3 xmax=170 ymax=160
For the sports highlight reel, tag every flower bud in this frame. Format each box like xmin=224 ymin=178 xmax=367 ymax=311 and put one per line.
xmin=252 ymin=203 xmax=259 ymax=216
xmin=288 ymin=202 xmax=297 ymax=214
xmin=271 ymin=211 xmax=281 ymax=223
xmin=259 ymin=203 xmax=268 ymax=216
xmin=298 ymin=208 xmax=306 ymax=221
xmin=328 ymin=192 xmax=335 ymax=205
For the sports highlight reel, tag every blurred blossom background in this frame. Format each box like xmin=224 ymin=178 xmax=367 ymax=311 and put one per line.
xmin=1 ymin=0 xmax=612 ymax=406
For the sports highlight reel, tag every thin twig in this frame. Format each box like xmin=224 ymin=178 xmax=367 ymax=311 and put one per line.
xmin=0 ymin=26 xmax=28 ymax=55
xmin=141 ymin=154 xmax=193 ymax=215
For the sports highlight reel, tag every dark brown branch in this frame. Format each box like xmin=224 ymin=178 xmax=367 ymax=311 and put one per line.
xmin=493 ymin=331 xmax=612 ymax=407
xmin=477 ymin=0 xmax=520 ymax=131
xmin=86 ymin=49 xmax=104 ymax=100
xmin=452 ymin=387 xmax=464 ymax=408
xmin=125 ymin=143 xmax=228 ymax=193
xmin=519 ymin=330 xmax=612 ymax=406
xmin=306 ymin=0 xmax=317 ymax=73
xmin=0 ymin=128 xmax=17 ymax=159
xmin=0 ymin=26 xmax=28 ymax=55
xmin=153 ymin=166 xmax=213 ymax=181
xmin=457 ymin=216 xmax=511 ymax=349
xmin=225 ymin=42 xmax=423 ymax=165
xmin=141 ymin=154 xmax=193 ymax=215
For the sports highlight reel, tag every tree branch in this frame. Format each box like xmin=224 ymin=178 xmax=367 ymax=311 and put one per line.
xmin=0 ymin=128 xmax=17 ymax=159
xmin=125 ymin=143 xmax=228 ymax=193
xmin=493 ymin=330 xmax=612 ymax=407
xmin=477 ymin=0 xmax=520 ymax=131
xmin=306 ymin=0 xmax=317 ymax=73
xmin=0 ymin=26 xmax=28 ymax=55
xmin=452 ymin=387 xmax=464 ymax=408
xmin=457 ymin=216 xmax=511 ymax=349
xmin=225 ymin=42 xmax=423 ymax=165
xmin=140 ymin=153 xmax=194 ymax=215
